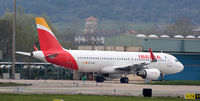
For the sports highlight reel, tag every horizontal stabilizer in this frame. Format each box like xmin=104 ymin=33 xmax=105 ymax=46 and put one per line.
xmin=45 ymin=53 xmax=59 ymax=59
xmin=16 ymin=51 xmax=31 ymax=56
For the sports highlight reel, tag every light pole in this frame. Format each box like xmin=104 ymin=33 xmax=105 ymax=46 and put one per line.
xmin=12 ymin=0 xmax=16 ymax=79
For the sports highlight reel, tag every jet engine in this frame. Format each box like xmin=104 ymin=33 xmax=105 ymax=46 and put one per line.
xmin=136 ymin=68 xmax=160 ymax=80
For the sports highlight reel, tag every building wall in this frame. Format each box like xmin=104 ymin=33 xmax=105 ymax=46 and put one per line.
xmin=105 ymin=34 xmax=144 ymax=47
xmin=143 ymin=38 xmax=200 ymax=52
xmin=105 ymin=34 xmax=200 ymax=53
xmin=165 ymin=54 xmax=200 ymax=81
xmin=143 ymin=38 xmax=183 ymax=52
xmin=84 ymin=20 xmax=97 ymax=34
xmin=184 ymin=40 xmax=200 ymax=52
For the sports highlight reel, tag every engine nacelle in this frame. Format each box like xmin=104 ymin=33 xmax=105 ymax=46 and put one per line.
xmin=102 ymin=74 xmax=121 ymax=79
xmin=31 ymin=51 xmax=46 ymax=62
xmin=137 ymin=68 xmax=160 ymax=80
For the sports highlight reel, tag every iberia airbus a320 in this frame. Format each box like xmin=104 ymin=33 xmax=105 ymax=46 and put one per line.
xmin=17 ymin=17 xmax=184 ymax=83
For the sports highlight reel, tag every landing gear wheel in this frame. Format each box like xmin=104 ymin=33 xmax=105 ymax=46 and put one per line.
xmin=96 ymin=76 xmax=105 ymax=82
xmin=120 ymin=77 xmax=129 ymax=83
xmin=160 ymin=73 xmax=165 ymax=81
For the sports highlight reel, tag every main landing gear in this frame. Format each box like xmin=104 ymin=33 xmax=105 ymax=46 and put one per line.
xmin=120 ymin=77 xmax=129 ymax=83
xmin=95 ymin=76 xmax=105 ymax=82
xmin=95 ymin=74 xmax=129 ymax=83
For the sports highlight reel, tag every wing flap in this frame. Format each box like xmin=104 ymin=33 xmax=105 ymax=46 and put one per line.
xmin=101 ymin=62 xmax=150 ymax=74
xmin=115 ymin=62 xmax=150 ymax=72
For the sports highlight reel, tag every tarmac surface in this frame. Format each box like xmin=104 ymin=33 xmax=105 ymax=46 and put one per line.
xmin=0 ymin=79 xmax=199 ymax=97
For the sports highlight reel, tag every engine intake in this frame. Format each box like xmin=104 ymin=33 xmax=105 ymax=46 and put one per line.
xmin=137 ymin=68 xmax=160 ymax=80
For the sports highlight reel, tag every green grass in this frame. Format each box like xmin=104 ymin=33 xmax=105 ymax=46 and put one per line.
xmin=145 ymin=81 xmax=200 ymax=86
xmin=0 ymin=93 xmax=185 ymax=101
xmin=0 ymin=82 xmax=32 ymax=87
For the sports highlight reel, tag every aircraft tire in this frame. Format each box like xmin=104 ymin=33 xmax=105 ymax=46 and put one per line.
xmin=120 ymin=77 xmax=129 ymax=83
xmin=96 ymin=76 xmax=105 ymax=82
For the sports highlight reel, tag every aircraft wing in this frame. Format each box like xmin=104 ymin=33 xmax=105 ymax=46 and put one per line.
xmin=115 ymin=62 xmax=151 ymax=73
xmin=101 ymin=62 xmax=152 ymax=74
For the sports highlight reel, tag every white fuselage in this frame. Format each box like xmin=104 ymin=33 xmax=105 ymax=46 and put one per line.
xmin=67 ymin=50 xmax=184 ymax=74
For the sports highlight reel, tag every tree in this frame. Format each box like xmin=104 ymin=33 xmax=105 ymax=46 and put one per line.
xmin=145 ymin=25 xmax=159 ymax=35
xmin=0 ymin=19 xmax=13 ymax=61
xmin=41 ymin=13 xmax=58 ymax=34
xmin=0 ymin=6 xmax=37 ymax=61
xmin=164 ymin=18 xmax=195 ymax=36
xmin=57 ymin=28 xmax=77 ymax=49
xmin=117 ymin=21 xmax=129 ymax=34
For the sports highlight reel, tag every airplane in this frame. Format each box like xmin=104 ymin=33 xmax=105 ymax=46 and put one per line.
xmin=16 ymin=17 xmax=184 ymax=83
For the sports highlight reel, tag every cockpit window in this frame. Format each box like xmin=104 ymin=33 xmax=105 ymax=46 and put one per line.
xmin=175 ymin=59 xmax=179 ymax=62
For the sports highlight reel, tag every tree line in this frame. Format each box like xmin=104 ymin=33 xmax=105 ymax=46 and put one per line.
xmin=1 ymin=0 xmax=200 ymax=24
xmin=0 ymin=7 xmax=76 ymax=62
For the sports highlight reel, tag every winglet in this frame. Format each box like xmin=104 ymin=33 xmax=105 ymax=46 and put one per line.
xmin=34 ymin=45 xmax=38 ymax=51
xmin=149 ymin=48 xmax=157 ymax=62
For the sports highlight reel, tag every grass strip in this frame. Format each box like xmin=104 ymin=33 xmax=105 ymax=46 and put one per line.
xmin=0 ymin=93 xmax=186 ymax=101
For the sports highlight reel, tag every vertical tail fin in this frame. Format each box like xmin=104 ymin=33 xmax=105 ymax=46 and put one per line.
xmin=35 ymin=17 xmax=63 ymax=51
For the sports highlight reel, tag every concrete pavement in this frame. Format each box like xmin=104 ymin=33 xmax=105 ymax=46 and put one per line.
xmin=0 ymin=79 xmax=199 ymax=97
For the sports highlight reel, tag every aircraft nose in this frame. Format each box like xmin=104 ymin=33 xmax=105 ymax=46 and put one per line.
xmin=178 ymin=63 xmax=184 ymax=72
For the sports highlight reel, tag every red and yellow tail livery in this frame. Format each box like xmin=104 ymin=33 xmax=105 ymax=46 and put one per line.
xmin=36 ymin=17 xmax=63 ymax=51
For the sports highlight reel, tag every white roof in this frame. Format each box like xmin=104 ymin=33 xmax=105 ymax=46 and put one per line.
xmin=160 ymin=35 xmax=170 ymax=38
xmin=185 ymin=35 xmax=196 ymax=38
xmin=136 ymin=34 xmax=146 ymax=38
xmin=174 ymin=35 xmax=184 ymax=38
xmin=148 ymin=34 xmax=158 ymax=38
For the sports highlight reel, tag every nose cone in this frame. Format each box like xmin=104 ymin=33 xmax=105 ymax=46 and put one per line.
xmin=177 ymin=62 xmax=184 ymax=72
